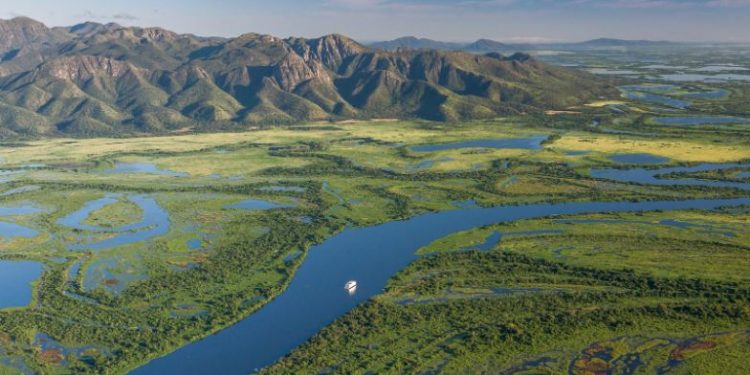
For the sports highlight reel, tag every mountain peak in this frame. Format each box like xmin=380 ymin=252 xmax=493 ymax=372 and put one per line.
xmin=464 ymin=38 xmax=506 ymax=53
xmin=0 ymin=16 xmax=54 ymax=52
xmin=287 ymin=34 xmax=367 ymax=69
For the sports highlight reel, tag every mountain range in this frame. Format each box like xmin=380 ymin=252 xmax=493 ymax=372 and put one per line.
xmin=0 ymin=17 xmax=614 ymax=138
xmin=369 ymin=36 xmax=675 ymax=52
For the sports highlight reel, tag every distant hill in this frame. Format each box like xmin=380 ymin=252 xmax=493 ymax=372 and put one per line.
xmin=369 ymin=36 xmax=464 ymax=51
xmin=0 ymin=18 xmax=614 ymax=138
xmin=463 ymin=39 xmax=508 ymax=53
xmin=370 ymin=37 xmax=507 ymax=52
xmin=574 ymin=38 xmax=675 ymax=47
xmin=369 ymin=36 xmax=679 ymax=53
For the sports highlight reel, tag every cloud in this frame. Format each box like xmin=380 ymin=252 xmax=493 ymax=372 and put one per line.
xmin=76 ymin=10 xmax=138 ymax=22
xmin=112 ymin=13 xmax=138 ymax=21
xmin=327 ymin=0 xmax=750 ymax=11
xmin=706 ymin=0 xmax=750 ymax=6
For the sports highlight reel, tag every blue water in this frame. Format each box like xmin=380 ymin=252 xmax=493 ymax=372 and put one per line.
xmin=410 ymin=135 xmax=548 ymax=152
xmin=0 ymin=203 xmax=43 ymax=239
xmin=691 ymin=65 xmax=749 ymax=72
xmin=738 ymin=172 xmax=750 ymax=179
xmin=186 ymin=239 xmax=202 ymax=250
xmin=654 ymin=116 xmax=750 ymax=126
xmin=0 ymin=260 xmax=43 ymax=309
xmin=681 ymin=89 xmax=730 ymax=99
xmin=133 ymin=194 xmax=750 ymax=374
xmin=103 ymin=162 xmax=188 ymax=177
xmin=0 ymin=222 xmax=38 ymax=239
xmin=659 ymin=219 xmax=735 ymax=238
xmin=226 ymin=199 xmax=294 ymax=210
xmin=132 ymin=161 xmax=750 ymax=374
xmin=473 ymin=231 xmax=501 ymax=252
xmin=659 ymin=73 xmax=750 ymax=82
xmin=566 ymin=150 xmax=590 ymax=156
xmin=259 ymin=186 xmax=306 ymax=193
xmin=619 ymin=85 xmax=729 ymax=101
xmin=609 ymin=153 xmax=669 ymax=165
xmin=0 ymin=205 xmax=44 ymax=216
xmin=591 ymin=163 xmax=750 ymax=190
xmin=622 ymin=91 xmax=690 ymax=109
xmin=58 ymin=195 xmax=170 ymax=251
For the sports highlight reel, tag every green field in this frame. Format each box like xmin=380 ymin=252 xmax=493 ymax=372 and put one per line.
xmin=1 ymin=53 xmax=750 ymax=374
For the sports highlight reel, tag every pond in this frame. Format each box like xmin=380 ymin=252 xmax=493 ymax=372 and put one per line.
xmin=258 ymin=186 xmax=306 ymax=193
xmin=609 ymin=153 xmax=669 ymax=165
xmin=103 ymin=162 xmax=188 ymax=177
xmin=410 ymin=135 xmax=548 ymax=152
xmin=226 ymin=199 xmax=295 ymax=211
xmin=132 ymin=171 xmax=750 ymax=375
xmin=588 ymin=68 xmax=639 ymax=75
xmin=620 ymin=90 xmax=690 ymax=109
xmin=0 ymin=260 xmax=43 ymax=309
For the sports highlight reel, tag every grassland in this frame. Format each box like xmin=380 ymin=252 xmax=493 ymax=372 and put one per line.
xmin=0 ymin=71 xmax=749 ymax=375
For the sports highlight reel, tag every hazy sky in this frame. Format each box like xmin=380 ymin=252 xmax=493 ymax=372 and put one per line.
xmin=3 ymin=0 xmax=750 ymax=42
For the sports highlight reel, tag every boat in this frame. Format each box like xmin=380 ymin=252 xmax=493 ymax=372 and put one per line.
xmin=344 ymin=280 xmax=357 ymax=292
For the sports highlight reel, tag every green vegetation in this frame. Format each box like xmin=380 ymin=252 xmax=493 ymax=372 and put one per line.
xmin=0 ymin=39 xmax=749 ymax=374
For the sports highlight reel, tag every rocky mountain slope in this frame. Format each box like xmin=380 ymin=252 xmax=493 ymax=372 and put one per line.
xmin=0 ymin=18 xmax=614 ymax=138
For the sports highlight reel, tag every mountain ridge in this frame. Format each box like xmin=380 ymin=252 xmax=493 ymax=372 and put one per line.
xmin=368 ymin=36 xmax=681 ymax=52
xmin=0 ymin=18 xmax=614 ymax=138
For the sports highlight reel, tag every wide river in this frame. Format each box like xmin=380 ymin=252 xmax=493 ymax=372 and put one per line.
xmin=132 ymin=163 xmax=750 ymax=374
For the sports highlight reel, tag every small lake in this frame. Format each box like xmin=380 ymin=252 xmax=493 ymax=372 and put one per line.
xmin=680 ymin=89 xmax=730 ymax=99
xmin=258 ymin=186 xmax=306 ymax=193
xmin=410 ymin=135 xmax=548 ymax=152
xmin=620 ymin=90 xmax=689 ymax=109
xmin=659 ymin=73 xmax=750 ymax=83
xmin=609 ymin=153 xmax=669 ymax=165
xmin=226 ymin=199 xmax=295 ymax=211
xmin=103 ymin=162 xmax=188 ymax=177
xmin=58 ymin=194 xmax=170 ymax=251
xmin=691 ymin=65 xmax=749 ymax=72
xmin=0 ymin=260 xmax=43 ymax=309
xmin=588 ymin=68 xmax=639 ymax=75
xmin=653 ymin=116 xmax=750 ymax=126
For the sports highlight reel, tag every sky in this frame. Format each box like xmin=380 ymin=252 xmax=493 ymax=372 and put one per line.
xmin=3 ymin=0 xmax=750 ymax=43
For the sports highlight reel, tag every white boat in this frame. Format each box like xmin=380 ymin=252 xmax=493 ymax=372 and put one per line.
xmin=344 ymin=280 xmax=358 ymax=291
